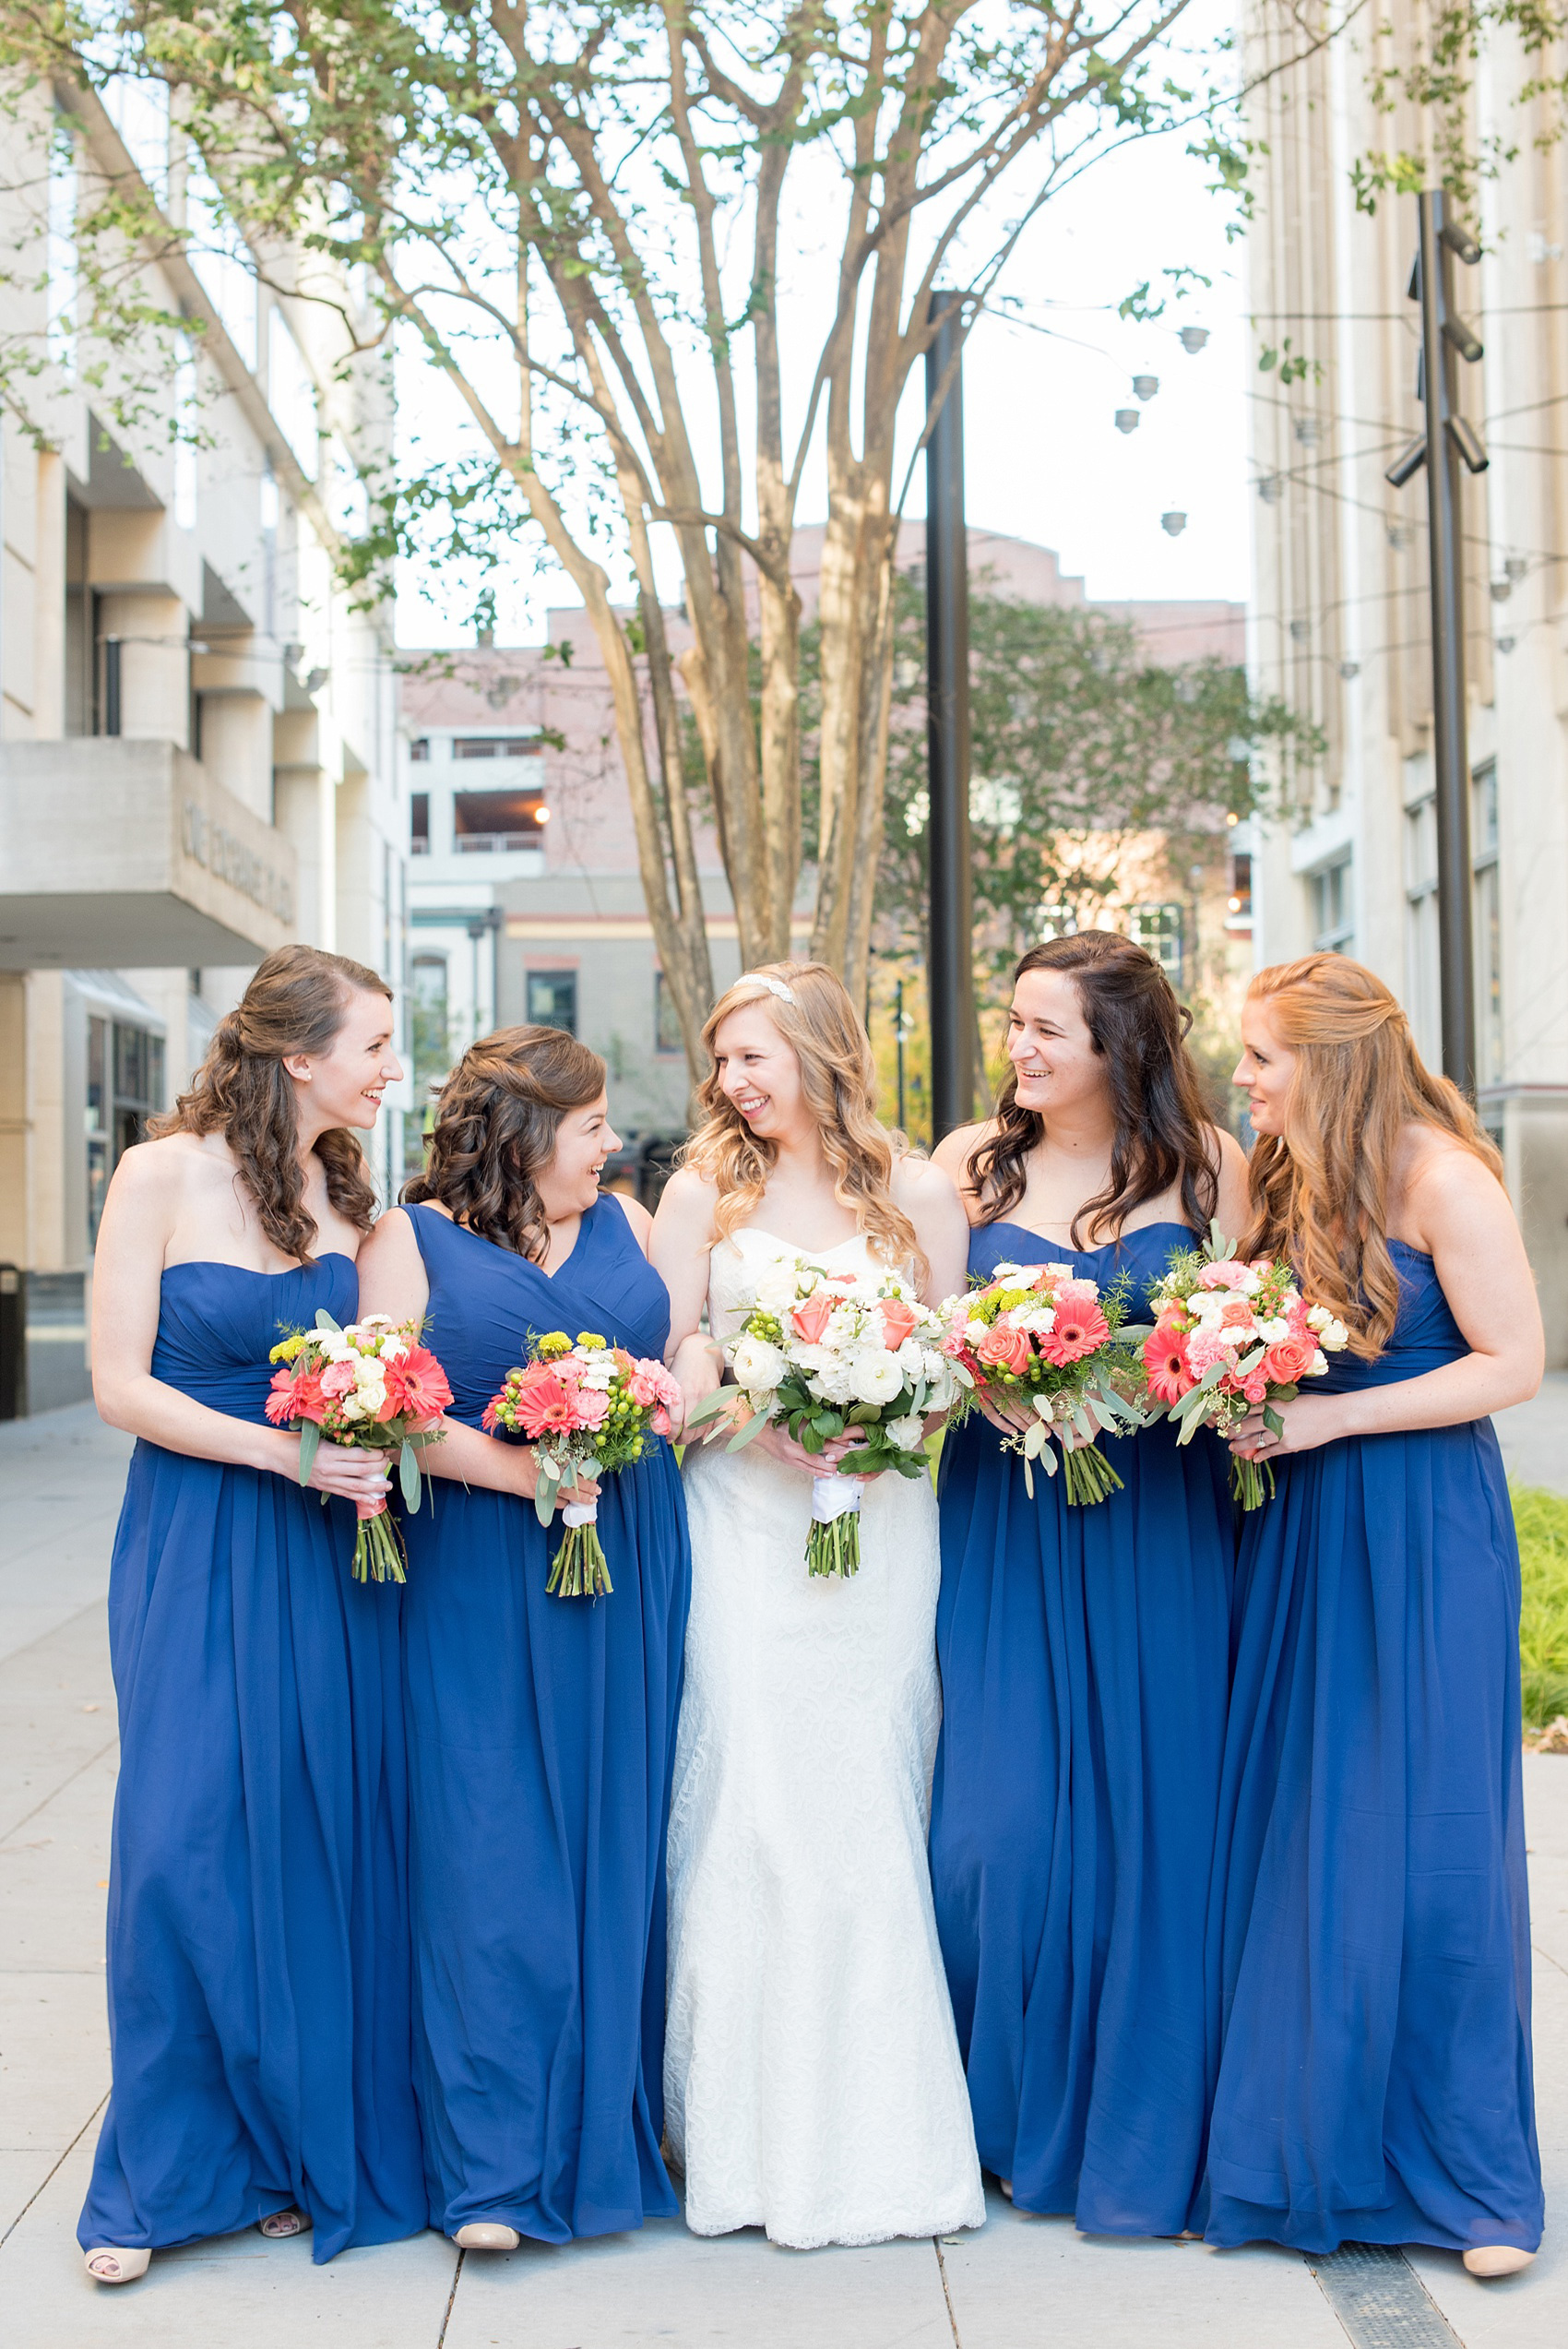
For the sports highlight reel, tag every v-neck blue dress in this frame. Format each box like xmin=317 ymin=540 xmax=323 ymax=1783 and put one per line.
xmin=1205 ymin=1241 xmax=1542 ymax=2255
xmin=399 ymin=1196 xmax=690 ymax=2242
xmin=930 ymin=1219 xmax=1233 ymax=2235
xmin=79 ymin=1254 xmax=425 ymax=2261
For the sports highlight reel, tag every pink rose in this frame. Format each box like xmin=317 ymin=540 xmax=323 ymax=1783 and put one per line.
xmin=976 ymin=1323 xmax=1032 ymax=1377
xmin=1261 ymin=1332 xmax=1318 ymax=1386
xmin=878 ymin=1298 xmax=919 ymax=1350
xmin=792 ymin=1292 xmax=835 ymax=1345
xmin=625 ymin=1365 xmax=661 ymax=1408
xmin=650 ymin=1405 xmax=673 ymax=1437
xmin=1243 ymin=1375 xmax=1268 ymax=1404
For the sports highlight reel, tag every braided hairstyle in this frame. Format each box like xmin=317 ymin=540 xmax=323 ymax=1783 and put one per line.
xmin=148 ymin=944 xmax=389 ymax=1264
xmin=403 ymin=1025 xmax=608 ymax=1259
xmin=968 ymin=931 xmax=1220 ymax=1245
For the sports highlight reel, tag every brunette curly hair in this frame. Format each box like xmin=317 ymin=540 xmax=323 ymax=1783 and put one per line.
xmin=148 ymin=944 xmax=390 ymax=1266
xmin=403 ymin=1025 xmax=608 ymax=1260
xmin=967 ymin=931 xmax=1220 ymax=1246
xmin=680 ymin=962 xmax=926 ymax=1283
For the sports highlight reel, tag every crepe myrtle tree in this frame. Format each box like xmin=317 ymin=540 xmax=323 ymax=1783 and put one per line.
xmin=5 ymin=1 xmax=1270 ymax=1076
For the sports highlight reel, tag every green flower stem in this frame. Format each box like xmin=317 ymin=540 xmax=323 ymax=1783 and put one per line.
xmin=547 ymin=1521 xmax=614 ymax=1599
xmin=1230 ymin=1455 xmax=1276 ymax=1511
xmin=1060 ymin=1442 xmax=1125 ymax=1508
xmin=351 ymin=1502 xmax=408 ymax=1584
xmin=806 ymin=1511 xmax=861 ymax=1580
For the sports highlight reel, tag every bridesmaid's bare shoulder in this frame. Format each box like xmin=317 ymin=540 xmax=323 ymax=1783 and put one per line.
xmin=931 ymin=1119 xmax=996 ymax=1227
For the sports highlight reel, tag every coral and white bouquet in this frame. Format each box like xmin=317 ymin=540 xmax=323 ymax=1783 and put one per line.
xmin=689 ymin=1255 xmax=968 ymax=1580
xmin=482 ymin=1331 xmax=683 ymax=1598
xmin=266 ymin=1312 xmax=452 ymax=1582
xmin=1143 ymin=1225 xmax=1350 ymax=1508
xmin=940 ymin=1262 xmax=1149 ymax=1504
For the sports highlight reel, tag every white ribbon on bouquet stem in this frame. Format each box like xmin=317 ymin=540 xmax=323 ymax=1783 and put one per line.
xmin=811 ymin=1474 xmax=864 ymax=1524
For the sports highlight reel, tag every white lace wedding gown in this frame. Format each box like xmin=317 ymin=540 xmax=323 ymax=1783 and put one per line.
xmin=664 ymin=1228 xmax=984 ymax=2248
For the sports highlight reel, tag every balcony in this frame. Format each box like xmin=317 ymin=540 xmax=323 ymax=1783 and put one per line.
xmin=0 ymin=739 xmax=298 ymax=969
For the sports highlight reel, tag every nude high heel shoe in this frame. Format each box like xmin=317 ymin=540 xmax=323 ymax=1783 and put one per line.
xmin=84 ymin=2248 xmax=151 ymax=2284
xmin=454 ymin=2222 xmax=521 ymax=2251
xmin=1463 ymin=2246 xmax=1535 ymax=2279
xmin=259 ymin=2207 xmax=312 ymax=2239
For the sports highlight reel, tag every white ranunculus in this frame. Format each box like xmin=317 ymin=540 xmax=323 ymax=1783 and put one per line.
xmin=852 ymin=1353 xmax=906 ymax=1406
xmin=732 ymin=1334 xmax=789 ymax=1392
xmin=886 ymin=1413 xmax=925 ymax=1451
xmin=753 ymin=1262 xmax=803 ymax=1317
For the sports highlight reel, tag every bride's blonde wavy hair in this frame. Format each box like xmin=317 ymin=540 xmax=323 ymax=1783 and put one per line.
xmin=1242 ymin=953 xmax=1503 ymax=1356
xmin=681 ymin=961 xmax=926 ymax=1283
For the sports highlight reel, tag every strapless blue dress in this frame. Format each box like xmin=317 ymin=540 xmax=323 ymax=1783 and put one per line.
xmin=931 ymin=1220 xmax=1234 ymax=2235
xmin=399 ymin=1197 xmax=690 ymax=2241
xmin=78 ymin=1256 xmax=425 ymax=2261
xmin=1206 ymin=1240 xmax=1542 ymax=2254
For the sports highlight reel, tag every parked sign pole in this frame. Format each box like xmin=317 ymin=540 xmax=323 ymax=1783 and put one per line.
xmin=925 ymin=290 xmax=976 ymax=1138
xmin=1385 ymin=190 xmax=1488 ymax=1095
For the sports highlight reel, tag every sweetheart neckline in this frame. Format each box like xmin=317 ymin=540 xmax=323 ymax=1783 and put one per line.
xmin=728 ymin=1225 xmax=870 ymax=1259
xmin=161 ymin=1252 xmax=356 ymax=1280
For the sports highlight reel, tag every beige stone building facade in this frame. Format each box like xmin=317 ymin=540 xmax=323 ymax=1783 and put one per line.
xmin=1244 ymin=13 xmax=1568 ymax=1356
xmin=1 ymin=77 xmax=408 ymax=1409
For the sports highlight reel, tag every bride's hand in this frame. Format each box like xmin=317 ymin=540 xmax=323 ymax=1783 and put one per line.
xmin=671 ymin=1335 xmax=724 ymax=1428
xmin=751 ymin=1421 xmax=849 ymax=1478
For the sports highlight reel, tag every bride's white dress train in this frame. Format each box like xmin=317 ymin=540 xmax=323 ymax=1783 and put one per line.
xmin=664 ymin=1228 xmax=984 ymax=2248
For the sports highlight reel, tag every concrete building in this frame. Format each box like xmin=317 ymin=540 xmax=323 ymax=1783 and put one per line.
xmin=1243 ymin=12 xmax=1568 ymax=1355
xmin=0 ymin=76 xmax=408 ymax=1410
xmin=400 ymin=527 xmax=1247 ymax=1178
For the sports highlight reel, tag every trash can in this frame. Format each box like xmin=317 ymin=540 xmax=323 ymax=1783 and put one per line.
xmin=0 ymin=1264 xmax=26 ymax=1421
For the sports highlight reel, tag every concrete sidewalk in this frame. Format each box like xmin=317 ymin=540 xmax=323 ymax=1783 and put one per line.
xmin=1 ymin=1403 xmax=1563 ymax=2348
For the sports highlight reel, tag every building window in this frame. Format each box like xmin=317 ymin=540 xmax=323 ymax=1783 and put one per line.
xmin=410 ymin=792 xmax=430 ymax=854
xmin=1404 ymin=797 xmax=1440 ymax=1067
xmin=655 ymin=972 xmax=684 ymax=1055
xmin=1310 ymin=854 xmax=1354 ymax=953
xmin=1225 ymin=851 xmax=1253 ymax=928
xmin=87 ymin=1013 xmax=165 ymax=1246
xmin=1128 ymin=902 xmax=1185 ymax=985
xmin=528 ymin=972 xmax=577 ymax=1034
xmin=1473 ymin=761 xmax=1503 ymax=1085
xmin=406 ymin=955 xmax=450 ymax=1175
xmin=410 ymin=736 xmax=430 ymax=763
xmin=453 ymin=787 xmax=548 ymax=853
xmin=453 ymin=736 xmax=539 ymax=760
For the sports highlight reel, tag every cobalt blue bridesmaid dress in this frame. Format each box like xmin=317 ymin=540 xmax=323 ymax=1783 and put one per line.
xmin=399 ymin=1196 xmax=690 ymax=2242
xmin=931 ymin=1219 xmax=1234 ymax=2235
xmin=79 ymin=1255 xmax=425 ymax=2261
xmin=1206 ymin=1240 xmax=1542 ymax=2255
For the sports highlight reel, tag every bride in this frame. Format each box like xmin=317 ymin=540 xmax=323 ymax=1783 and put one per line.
xmin=651 ymin=963 xmax=984 ymax=2249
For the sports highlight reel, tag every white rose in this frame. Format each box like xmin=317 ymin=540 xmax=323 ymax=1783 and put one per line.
xmin=339 ymin=1393 xmax=368 ymax=1422
xmin=1309 ymin=1348 xmax=1329 ymax=1376
xmin=354 ymin=1357 xmax=387 ymax=1393
xmin=732 ymin=1334 xmax=789 ymax=1392
xmin=852 ymin=1353 xmax=906 ymax=1407
xmin=886 ymin=1413 xmax=925 ymax=1451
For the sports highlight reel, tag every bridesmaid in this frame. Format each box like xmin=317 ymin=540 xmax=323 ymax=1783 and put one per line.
xmin=356 ymin=1026 xmax=690 ymax=2251
xmin=1208 ymin=955 xmax=1543 ymax=2273
xmin=930 ymin=930 xmax=1251 ymax=2235
xmin=80 ymin=947 xmax=423 ymax=2283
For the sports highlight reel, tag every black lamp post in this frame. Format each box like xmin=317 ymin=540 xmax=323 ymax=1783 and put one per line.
xmin=925 ymin=290 xmax=975 ymax=1138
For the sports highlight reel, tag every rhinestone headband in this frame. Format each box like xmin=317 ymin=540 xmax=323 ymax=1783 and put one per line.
xmin=735 ymin=972 xmax=797 ymax=1006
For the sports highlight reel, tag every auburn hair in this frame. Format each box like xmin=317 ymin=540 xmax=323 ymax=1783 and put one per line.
xmin=149 ymin=944 xmax=388 ymax=1265
xmin=1242 ymin=953 xmax=1503 ymax=1356
xmin=404 ymin=1025 xmax=608 ymax=1261
xmin=968 ymin=931 xmax=1221 ymax=1245
xmin=681 ymin=962 xmax=926 ymax=1282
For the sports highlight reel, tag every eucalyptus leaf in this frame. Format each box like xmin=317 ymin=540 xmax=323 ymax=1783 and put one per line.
xmin=296 ymin=1418 xmax=321 ymax=1486
xmin=726 ymin=1407 xmax=775 ymax=1453
xmin=399 ymin=1438 xmax=421 ymax=1511
xmin=315 ymin=1308 xmax=343 ymax=1333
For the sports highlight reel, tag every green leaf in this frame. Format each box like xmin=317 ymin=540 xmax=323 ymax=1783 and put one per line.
xmin=297 ymin=1419 xmax=321 ymax=1485
xmin=812 ymin=1411 xmax=841 ymax=1437
xmin=683 ymin=1389 xmax=734 ymax=1428
xmin=726 ymin=1407 xmax=774 ymax=1453
xmin=315 ymin=1308 xmax=342 ymax=1333
xmin=399 ymin=1438 xmax=421 ymax=1511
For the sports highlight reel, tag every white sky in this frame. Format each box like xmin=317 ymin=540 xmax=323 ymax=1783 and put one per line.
xmin=393 ymin=18 xmax=1254 ymax=644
